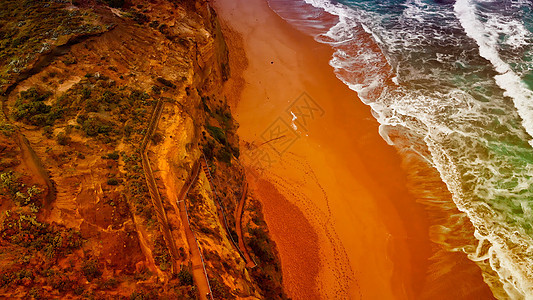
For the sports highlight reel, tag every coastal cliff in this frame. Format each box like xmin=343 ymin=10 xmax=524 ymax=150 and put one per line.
xmin=0 ymin=0 xmax=286 ymax=299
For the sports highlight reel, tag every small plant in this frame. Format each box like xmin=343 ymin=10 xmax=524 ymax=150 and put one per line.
xmin=0 ymin=123 xmax=14 ymax=136
xmin=177 ymin=269 xmax=193 ymax=286
xmin=12 ymin=88 xmax=63 ymax=126
xmin=107 ymin=178 xmax=119 ymax=186
xmin=151 ymin=132 xmax=163 ymax=145
xmin=209 ymin=277 xmax=235 ymax=299
xmin=1 ymin=171 xmax=19 ymax=195
xmin=206 ymin=125 xmax=226 ymax=144
xmin=56 ymin=131 xmax=70 ymax=145
xmin=123 ymin=10 xmax=149 ymax=25
xmin=104 ymin=151 xmax=120 ymax=160
xmin=216 ymin=148 xmax=232 ymax=165
xmin=103 ymin=0 xmax=124 ymax=7
xmin=156 ymin=77 xmax=176 ymax=89
xmin=82 ymin=258 xmax=102 ymax=281
xmin=43 ymin=125 xmax=53 ymax=138
xmin=80 ymin=117 xmax=113 ymax=137
xmin=98 ymin=278 xmax=119 ymax=290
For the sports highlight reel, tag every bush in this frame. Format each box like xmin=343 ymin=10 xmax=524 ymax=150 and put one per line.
xmin=177 ymin=269 xmax=193 ymax=286
xmin=98 ymin=278 xmax=119 ymax=290
xmin=209 ymin=278 xmax=235 ymax=299
xmin=248 ymin=227 xmax=274 ymax=263
xmin=216 ymin=148 xmax=232 ymax=165
xmin=82 ymin=258 xmax=102 ymax=281
xmin=12 ymin=88 xmax=62 ymax=126
xmin=0 ymin=123 xmax=14 ymax=137
xmin=105 ymin=151 xmax=120 ymax=160
xmin=56 ymin=132 xmax=70 ymax=145
xmin=107 ymin=178 xmax=119 ymax=186
xmin=251 ymin=268 xmax=286 ymax=299
xmin=151 ymin=132 xmax=163 ymax=145
xmin=156 ymin=77 xmax=176 ymax=89
xmin=124 ymin=11 xmax=149 ymax=25
xmin=203 ymin=140 xmax=215 ymax=161
xmin=20 ymin=88 xmax=51 ymax=102
xmin=80 ymin=117 xmax=113 ymax=137
xmin=43 ymin=126 xmax=53 ymax=138
xmin=1 ymin=171 xmax=19 ymax=195
xmin=85 ymin=99 xmax=99 ymax=112
xmin=206 ymin=126 xmax=226 ymax=145
xmin=103 ymin=0 xmax=124 ymax=8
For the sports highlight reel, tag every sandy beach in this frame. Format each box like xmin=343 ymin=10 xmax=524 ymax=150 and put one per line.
xmin=214 ymin=0 xmax=432 ymax=298
xmin=213 ymin=0 xmax=433 ymax=298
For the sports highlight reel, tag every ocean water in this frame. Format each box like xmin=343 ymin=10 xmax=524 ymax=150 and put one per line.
xmin=268 ymin=0 xmax=533 ymax=298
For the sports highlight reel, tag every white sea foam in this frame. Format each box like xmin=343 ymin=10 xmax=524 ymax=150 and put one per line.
xmin=454 ymin=2 xmax=533 ymax=296
xmin=454 ymin=0 xmax=533 ymax=143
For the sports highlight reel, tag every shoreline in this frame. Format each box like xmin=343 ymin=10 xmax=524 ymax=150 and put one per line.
xmin=213 ymin=0 xmax=436 ymax=298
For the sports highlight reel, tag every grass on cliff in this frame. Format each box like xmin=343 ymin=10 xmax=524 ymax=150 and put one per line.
xmin=0 ymin=0 xmax=103 ymax=90
xmin=246 ymin=198 xmax=289 ymax=299
xmin=202 ymin=96 xmax=240 ymax=165
xmin=0 ymin=209 xmax=85 ymax=289
xmin=16 ymin=75 xmax=154 ymax=144
xmin=12 ymin=87 xmax=62 ymax=126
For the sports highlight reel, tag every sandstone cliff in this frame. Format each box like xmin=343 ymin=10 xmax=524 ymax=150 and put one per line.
xmin=0 ymin=0 xmax=286 ymax=299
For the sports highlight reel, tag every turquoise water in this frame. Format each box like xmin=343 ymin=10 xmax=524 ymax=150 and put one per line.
xmin=269 ymin=0 xmax=533 ymax=298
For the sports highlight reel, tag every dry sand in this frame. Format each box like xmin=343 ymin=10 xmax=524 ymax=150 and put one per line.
xmin=214 ymin=0 xmax=433 ymax=298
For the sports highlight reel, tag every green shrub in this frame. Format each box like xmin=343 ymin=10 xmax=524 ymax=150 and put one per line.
xmin=156 ymin=77 xmax=176 ymax=89
xmin=0 ymin=123 xmax=14 ymax=136
xmin=123 ymin=11 xmax=149 ymax=25
xmin=43 ymin=125 xmax=53 ymax=138
xmin=20 ymin=88 xmax=51 ymax=102
xmin=100 ymin=91 xmax=120 ymax=104
xmin=129 ymin=90 xmax=150 ymax=103
xmin=56 ymin=132 xmax=70 ymax=145
xmin=251 ymin=268 xmax=286 ymax=300
xmin=203 ymin=140 xmax=215 ymax=161
xmin=206 ymin=125 xmax=226 ymax=144
xmin=105 ymin=151 xmax=120 ymax=160
xmin=1 ymin=171 xmax=19 ymax=195
xmin=248 ymin=227 xmax=275 ymax=263
xmin=80 ymin=117 xmax=113 ymax=137
xmin=107 ymin=178 xmax=119 ymax=186
xmin=103 ymin=0 xmax=124 ymax=8
xmin=209 ymin=278 xmax=235 ymax=299
xmin=151 ymin=132 xmax=163 ymax=145
xmin=98 ymin=278 xmax=119 ymax=290
xmin=12 ymin=88 xmax=63 ymax=126
xmin=177 ymin=269 xmax=193 ymax=286
xmin=216 ymin=147 xmax=232 ymax=165
xmin=85 ymin=99 xmax=99 ymax=112
xmin=82 ymin=258 xmax=102 ymax=281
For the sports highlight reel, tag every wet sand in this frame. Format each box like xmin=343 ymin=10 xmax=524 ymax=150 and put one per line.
xmin=213 ymin=0 xmax=432 ymax=298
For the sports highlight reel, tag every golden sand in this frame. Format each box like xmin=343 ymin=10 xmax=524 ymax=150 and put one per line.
xmin=215 ymin=0 xmax=434 ymax=298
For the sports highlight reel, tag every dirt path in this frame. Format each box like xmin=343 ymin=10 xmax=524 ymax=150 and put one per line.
xmin=176 ymin=160 xmax=213 ymax=300
xmin=234 ymin=180 xmax=257 ymax=268
xmin=199 ymin=155 xmax=248 ymax=263
xmin=141 ymin=99 xmax=180 ymax=272
xmin=17 ymin=135 xmax=56 ymax=207
xmin=1 ymin=95 xmax=56 ymax=210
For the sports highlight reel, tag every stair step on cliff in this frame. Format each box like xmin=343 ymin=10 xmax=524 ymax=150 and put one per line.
xmin=55 ymin=192 xmax=77 ymax=211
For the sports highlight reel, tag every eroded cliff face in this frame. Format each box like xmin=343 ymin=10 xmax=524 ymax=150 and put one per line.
xmin=0 ymin=0 xmax=285 ymax=299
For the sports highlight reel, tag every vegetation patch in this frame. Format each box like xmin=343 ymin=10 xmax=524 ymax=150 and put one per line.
xmin=0 ymin=0 xmax=104 ymax=89
xmin=12 ymin=88 xmax=63 ymax=126
xmin=0 ymin=210 xmax=83 ymax=262
xmin=0 ymin=171 xmax=43 ymax=208
xmin=82 ymin=257 xmax=102 ymax=282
